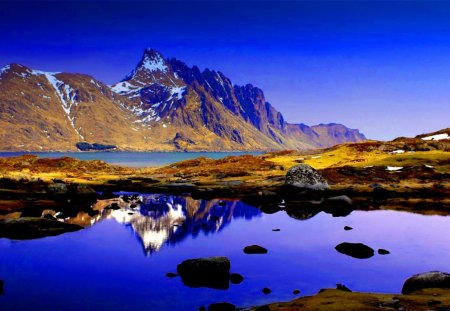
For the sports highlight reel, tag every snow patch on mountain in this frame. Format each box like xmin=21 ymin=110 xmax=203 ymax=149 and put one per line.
xmin=31 ymin=69 xmax=84 ymax=140
xmin=0 ymin=65 xmax=11 ymax=77
xmin=422 ymin=133 xmax=449 ymax=141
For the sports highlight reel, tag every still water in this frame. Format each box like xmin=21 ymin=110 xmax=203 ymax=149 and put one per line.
xmin=0 ymin=152 xmax=262 ymax=168
xmin=1 ymin=194 xmax=449 ymax=310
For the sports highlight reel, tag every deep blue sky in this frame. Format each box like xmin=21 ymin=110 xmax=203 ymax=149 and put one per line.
xmin=1 ymin=1 xmax=450 ymax=140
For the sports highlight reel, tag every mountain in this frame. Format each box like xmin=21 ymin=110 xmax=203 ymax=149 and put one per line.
xmin=0 ymin=49 xmax=366 ymax=151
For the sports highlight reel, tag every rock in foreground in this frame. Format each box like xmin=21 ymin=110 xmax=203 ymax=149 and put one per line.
xmin=285 ymin=164 xmax=329 ymax=190
xmin=335 ymin=242 xmax=375 ymax=259
xmin=0 ymin=218 xmax=83 ymax=240
xmin=177 ymin=257 xmax=231 ymax=289
xmin=402 ymin=271 xmax=450 ymax=294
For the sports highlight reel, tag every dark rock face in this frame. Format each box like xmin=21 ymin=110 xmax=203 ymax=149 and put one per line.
xmin=335 ymin=242 xmax=375 ymax=259
xmin=285 ymin=164 xmax=329 ymax=190
xmin=177 ymin=257 xmax=231 ymax=289
xmin=0 ymin=218 xmax=83 ymax=240
xmin=208 ymin=302 xmax=236 ymax=311
xmin=402 ymin=271 xmax=450 ymax=294
xmin=243 ymin=245 xmax=268 ymax=254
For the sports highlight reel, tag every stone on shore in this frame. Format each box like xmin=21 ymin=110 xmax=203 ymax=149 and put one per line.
xmin=285 ymin=164 xmax=329 ymax=190
xmin=402 ymin=271 xmax=450 ymax=294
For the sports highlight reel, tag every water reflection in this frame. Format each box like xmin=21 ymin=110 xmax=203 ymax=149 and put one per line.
xmin=98 ymin=194 xmax=262 ymax=255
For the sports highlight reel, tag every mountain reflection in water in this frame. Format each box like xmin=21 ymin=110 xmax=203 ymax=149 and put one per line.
xmin=96 ymin=194 xmax=262 ymax=255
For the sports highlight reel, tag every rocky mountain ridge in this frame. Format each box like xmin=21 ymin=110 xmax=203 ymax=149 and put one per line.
xmin=0 ymin=49 xmax=366 ymax=151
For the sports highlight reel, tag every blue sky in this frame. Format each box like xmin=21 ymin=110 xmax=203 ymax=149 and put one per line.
xmin=1 ymin=1 xmax=449 ymax=140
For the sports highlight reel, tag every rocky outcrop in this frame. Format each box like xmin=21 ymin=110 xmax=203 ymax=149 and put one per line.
xmin=402 ymin=271 xmax=450 ymax=294
xmin=285 ymin=164 xmax=329 ymax=190
xmin=177 ymin=256 xmax=231 ymax=289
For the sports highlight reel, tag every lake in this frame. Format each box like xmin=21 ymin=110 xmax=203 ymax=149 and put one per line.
xmin=1 ymin=193 xmax=449 ymax=310
xmin=0 ymin=151 xmax=263 ymax=168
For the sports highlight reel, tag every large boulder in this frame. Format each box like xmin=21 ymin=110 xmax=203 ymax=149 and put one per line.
xmin=0 ymin=218 xmax=83 ymax=240
xmin=177 ymin=257 xmax=231 ymax=289
xmin=335 ymin=242 xmax=374 ymax=259
xmin=402 ymin=271 xmax=450 ymax=294
xmin=285 ymin=164 xmax=329 ymax=190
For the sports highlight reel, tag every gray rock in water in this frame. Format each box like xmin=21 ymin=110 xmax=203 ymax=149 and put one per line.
xmin=402 ymin=271 xmax=450 ymax=294
xmin=285 ymin=164 xmax=329 ymax=190
xmin=177 ymin=257 xmax=231 ymax=289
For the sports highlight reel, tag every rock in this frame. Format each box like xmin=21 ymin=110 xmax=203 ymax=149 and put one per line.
xmin=344 ymin=226 xmax=353 ymax=231
xmin=47 ymin=183 xmax=68 ymax=195
xmin=378 ymin=248 xmax=390 ymax=255
xmin=336 ymin=283 xmax=352 ymax=292
xmin=335 ymin=242 xmax=375 ymax=259
xmin=230 ymin=273 xmax=243 ymax=284
xmin=272 ymin=228 xmax=281 ymax=232
xmin=177 ymin=257 xmax=231 ymax=289
xmin=285 ymin=164 xmax=329 ymax=190
xmin=402 ymin=271 xmax=450 ymax=294
xmin=243 ymin=245 xmax=268 ymax=254
xmin=165 ymin=272 xmax=178 ymax=278
xmin=262 ymin=287 xmax=272 ymax=294
xmin=322 ymin=195 xmax=353 ymax=217
xmin=293 ymin=289 xmax=300 ymax=295
xmin=0 ymin=217 xmax=83 ymax=240
xmin=208 ymin=302 xmax=236 ymax=311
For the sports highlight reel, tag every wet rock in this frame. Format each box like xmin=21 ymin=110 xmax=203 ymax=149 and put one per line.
xmin=335 ymin=242 xmax=375 ymax=259
xmin=344 ymin=226 xmax=353 ymax=231
xmin=378 ymin=248 xmax=390 ymax=255
xmin=322 ymin=195 xmax=353 ymax=217
xmin=177 ymin=257 xmax=231 ymax=289
xmin=243 ymin=245 xmax=268 ymax=254
xmin=208 ymin=302 xmax=236 ymax=311
xmin=285 ymin=164 xmax=329 ymax=190
xmin=402 ymin=271 xmax=450 ymax=294
xmin=293 ymin=289 xmax=300 ymax=295
xmin=336 ymin=283 xmax=352 ymax=292
xmin=165 ymin=272 xmax=178 ymax=278
xmin=0 ymin=217 xmax=83 ymax=240
xmin=262 ymin=287 xmax=272 ymax=294
xmin=230 ymin=273 xmax=243 ymax=284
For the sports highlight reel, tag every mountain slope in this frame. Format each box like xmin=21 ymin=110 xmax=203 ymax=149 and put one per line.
xmin=0 ymin=49 xmax=366 ymax=151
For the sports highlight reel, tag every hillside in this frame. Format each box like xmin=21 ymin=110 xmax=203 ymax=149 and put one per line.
xmin=0 ymin=49 xmax=366 ymax=151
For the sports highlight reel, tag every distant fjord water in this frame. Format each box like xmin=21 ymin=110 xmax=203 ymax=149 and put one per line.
xmin=0 ymin=151 xmax=263 ymax=168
